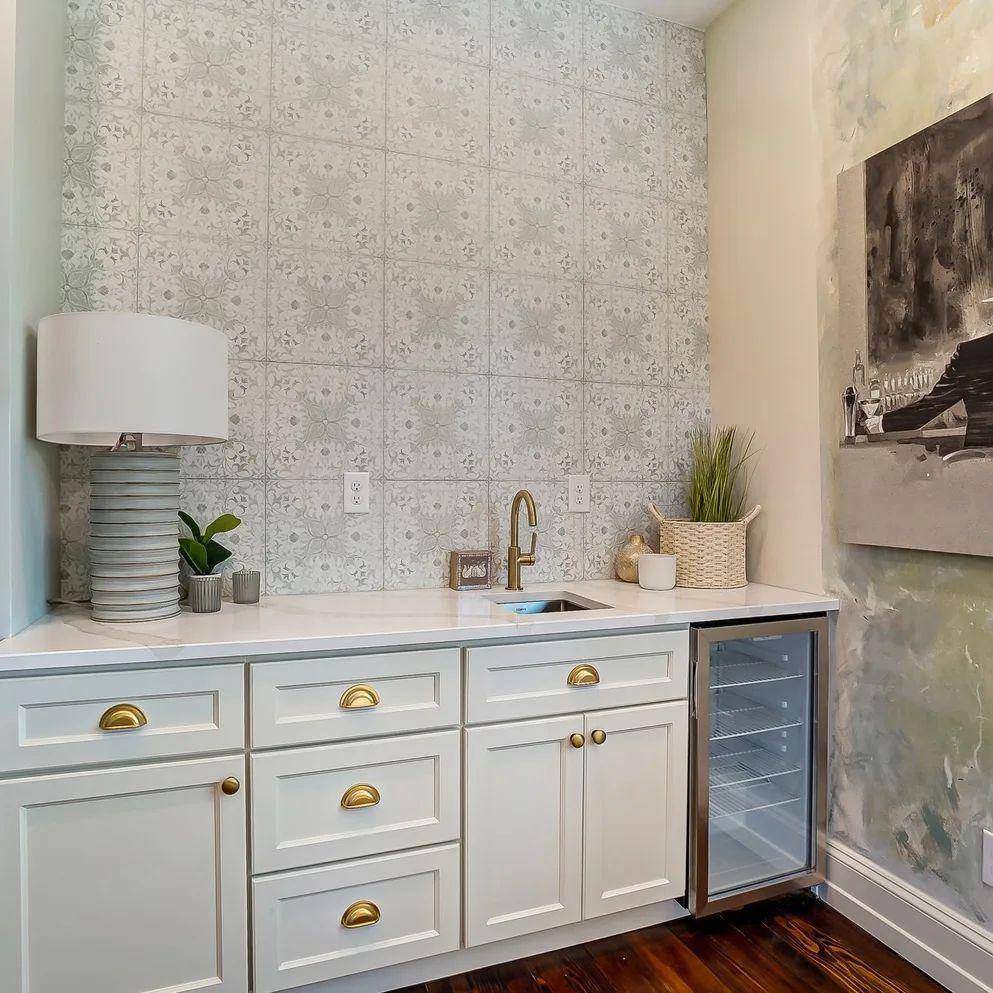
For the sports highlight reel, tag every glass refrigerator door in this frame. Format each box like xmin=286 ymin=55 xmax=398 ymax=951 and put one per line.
xmin=690 ymin=616 xmax=828 ymax=916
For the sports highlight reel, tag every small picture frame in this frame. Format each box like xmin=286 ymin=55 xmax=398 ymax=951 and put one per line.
xmin=449 ymin=549 xmax=493 ymax=591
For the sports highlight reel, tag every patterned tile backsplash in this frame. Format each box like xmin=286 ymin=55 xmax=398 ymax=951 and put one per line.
xmin=59 ymin=0 xmax=710 ymax=598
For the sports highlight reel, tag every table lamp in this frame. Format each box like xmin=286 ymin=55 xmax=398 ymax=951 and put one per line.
xmin=37 ymin=312 xmax=228 ymax=622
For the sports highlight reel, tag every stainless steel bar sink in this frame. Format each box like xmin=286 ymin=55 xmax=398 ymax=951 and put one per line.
xmin=488 ymin=591 xmax=613 ymax=615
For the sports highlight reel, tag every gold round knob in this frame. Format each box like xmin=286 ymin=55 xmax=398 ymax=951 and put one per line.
xmin=220 ymin=777 xmax=240 ymax=795
xmin=591 ymin=729 xmax=607 ymax=745
xmin=569 ymin=732 xmax=585 ymax=748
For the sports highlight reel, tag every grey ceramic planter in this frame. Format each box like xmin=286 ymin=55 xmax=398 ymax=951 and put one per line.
xmin=187 ymin=574 xmax=222 ymax=613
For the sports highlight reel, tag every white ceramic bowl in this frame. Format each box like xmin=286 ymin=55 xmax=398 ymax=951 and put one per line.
xmin=638 ymin=553 xmax=677 ymax=591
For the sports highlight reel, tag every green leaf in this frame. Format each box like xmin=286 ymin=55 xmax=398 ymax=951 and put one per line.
xmin=178 ymin=511 xmax=203 ymax=543
xmin=204 ymin=539 xmax=232 ymax=573
xmin=179 ymin=537 xmax=209 ymax=575
xmin=202 ymin=514 xmax=242 ymax=543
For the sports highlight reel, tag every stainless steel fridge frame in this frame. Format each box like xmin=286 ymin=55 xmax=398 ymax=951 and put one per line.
xmin=688 ymin=615 xmax=829 ymax=917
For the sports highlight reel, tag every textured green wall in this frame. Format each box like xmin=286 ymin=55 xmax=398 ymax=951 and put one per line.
xmin=814 ymin=0 xmax=993 ymax=924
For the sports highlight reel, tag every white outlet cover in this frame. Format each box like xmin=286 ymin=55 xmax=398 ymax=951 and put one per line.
xmin=983 ymin=829 xmax=993 ymax=886
xmin=568 ymin=474 xmax=590 ymax=513
xmin=343 ymin=471 xmax=370 ymax=514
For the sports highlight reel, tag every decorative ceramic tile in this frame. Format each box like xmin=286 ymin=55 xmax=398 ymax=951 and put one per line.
xmin=585 ymin=1 xmax=664 ymax=105
xmin=490 ymin=73 xmax=581 ymax=182
xmin=272 ymin=25 xmax=385 ymax=146
xmin=269 ymin=250 xmax=384 ymax=366
xmin=61 ymin=224 xmax=138 ymax=311
xmin=179 ymin=479 xmax=265 ymax=595
xmin=669 ymin=202 xmax=708 ymax=296
xmin=665 ymin=21 xmax=705 ymax=118
xmin=273 ymin=0 xmax=386 ymax=40
xmin=141 ymin=115 xmax=268 ymax=241
xmin=59 ymin=475 xmax=91 ymax=601
xmin=388 ymin=0 xmax=489 ymax=65
xmin=139 ymin=234 xmax=267 ymax=360
xmin=266 ymin=363 xmax=384 ymax=478
xmin=384 ymin=481 xmax=488 ymax=587
xmin=144 ymin=0 xmax=271 ymax=128
xmin=63 ymin=102 xmax=140 ymax=229
xmin=491 ymin=172 xmax=582 ymax=279
xmin=186 ymin=0 xmax=273 ymax=14
xmin=384 ymin=371 xmax=488 ymax=479
xmin=585 ymin=283 xmax=667 ymax=384
xmin=583 ymin=481 xmax=660 ymax=579
xmin=585 ymin=189 xmax=666 ymax=289
xmin=66 ymin=0 xmax=143 ymax=108
xmin=266 ymin=478 xmax=383 ymax=593
xmin=490 ymin=274 xmax=582 ymax=380
xmin=667 ymin=387 xmax=710 ymax=479
xmin=669 ymin=114 xmax=707 ymax=205
xmin=585 ymin=92 xmax=666 ymax=196
xmin=387 ymin=51 xmax=488 ymax=165
xmin=385 ymin=260 xmax=488 ymax=373
xmin=669 ymin=290 xmax=709 ymax=388
xmin=489 ymin=377 xmax=581 ymax=478
xmin=489 ymin=480 xmax=583 ymax=584
xmin=491 ymin=0 xmax=582 ymax=83
xmin=386 ymin=153 xmax=488 ymax=267
xmin=270 ymin=134 xmax=385 ymax=253
xmin=181 ymin=360 xmax=266 ymax=478
xmin=585 ymin=383 xmax=666 ymax=480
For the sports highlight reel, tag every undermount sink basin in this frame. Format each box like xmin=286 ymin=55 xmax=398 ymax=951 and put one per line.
xmin=489 ymin=591 xmax=613 ymax=615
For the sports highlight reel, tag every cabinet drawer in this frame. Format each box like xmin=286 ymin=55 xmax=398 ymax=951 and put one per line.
xmin=252 ymin=843 xmax=459 ymax=992
xmin=251 ymin=730 xmax=460 ymax=872
xmin=0 ymin=665 xmax=245 ymax=772
xmin=465 ymin=630 xmax=689 ymax=724
xmin=250 ymin=649 xmax=461 ymax=748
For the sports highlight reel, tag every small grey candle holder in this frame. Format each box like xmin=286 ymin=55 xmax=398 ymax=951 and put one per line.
xmin=232 ymin=569 xmax=261 ymax=604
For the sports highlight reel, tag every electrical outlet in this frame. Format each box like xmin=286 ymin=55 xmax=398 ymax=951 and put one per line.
xmin=343 ymin=471 xmax=370 ymax=514
xmin=568 ymin=474 xmax=590 ymax=513
xmin=983 ymin=829 xmax=993 ymax=886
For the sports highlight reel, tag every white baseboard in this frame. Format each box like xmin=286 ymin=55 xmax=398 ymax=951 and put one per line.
xmin=822 ymin=840 xmax=993 ymax=993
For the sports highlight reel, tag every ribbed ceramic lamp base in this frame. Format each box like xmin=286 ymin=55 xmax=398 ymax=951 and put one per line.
xmin=88 ymin=451 xmax=180 ymax=623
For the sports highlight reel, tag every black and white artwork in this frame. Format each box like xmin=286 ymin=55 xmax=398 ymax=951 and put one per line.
xmin=837 ymin=94 xmax=993 ymax=556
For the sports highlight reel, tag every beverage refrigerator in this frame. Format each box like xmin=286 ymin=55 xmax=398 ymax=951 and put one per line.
xmin=687 ymin=616 xmax=829 ymax=916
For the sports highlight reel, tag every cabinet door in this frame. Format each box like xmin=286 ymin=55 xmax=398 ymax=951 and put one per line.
xmin=0 ymin=755 xmax=248 ymax=993
xmin=583 ymin=702 xmax=689 ymax=919
xmin=464 ymin=716 xmax=584 ymax=946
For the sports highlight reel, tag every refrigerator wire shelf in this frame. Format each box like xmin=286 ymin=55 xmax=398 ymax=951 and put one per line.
xmin=710 ymin=657 xmax=803 ymax=689
xmin=709 ymin=747 xmax=802 ymax=788
xmin=710 ymin=778 xmax=802 ymax=819
xmin=710 ymin=692 xmax=801 ymax=741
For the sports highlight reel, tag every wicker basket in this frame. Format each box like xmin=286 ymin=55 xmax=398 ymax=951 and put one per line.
xmin=647 ymin=504 xmax=761 ymax=589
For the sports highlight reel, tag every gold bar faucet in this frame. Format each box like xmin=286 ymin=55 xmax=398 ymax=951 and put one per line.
xmin=507 ymin=489 xmax=538 ymax=591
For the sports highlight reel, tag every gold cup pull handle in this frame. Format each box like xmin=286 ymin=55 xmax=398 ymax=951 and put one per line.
xmin=341 ymin=784 xmax=381 ymax=809
xmin=567 ymin=664 xmax=600 ymax=687
xmin=339 ymin=684 xmax=380 ymax=710
xmin=341 ymin=900 xmax=380 ymax=929
xmin=98 ymin=703 xmax=148 ymax=732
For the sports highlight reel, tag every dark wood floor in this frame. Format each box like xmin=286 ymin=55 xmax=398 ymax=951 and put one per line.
xmin=403 ymin=895 xmax=947 ymax=993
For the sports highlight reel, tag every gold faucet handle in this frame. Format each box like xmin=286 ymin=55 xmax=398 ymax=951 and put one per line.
xmin=525 ymin=529 xmax=538 ymax=561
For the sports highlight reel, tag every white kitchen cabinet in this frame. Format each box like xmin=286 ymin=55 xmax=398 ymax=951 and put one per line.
xmin=464 ymin=715 xmax=585 ymax=946
xmin=582 ymin=702 xmax=688 ymax=918
xmin=0 ymin=754 xmax=248 ymax=993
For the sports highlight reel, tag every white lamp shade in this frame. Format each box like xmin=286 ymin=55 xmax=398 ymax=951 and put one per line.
xmin=37 ymin=312 xmax=229 ymax=446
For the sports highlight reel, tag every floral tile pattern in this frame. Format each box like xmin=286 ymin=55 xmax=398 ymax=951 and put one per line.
xmin=585 ymin=383 xmax=667 ymax=480
xmin=139 ymin=234 xmax=268 ymax=360
xmin=585 ymin=188 xmax=666 ymax=289
xmin=585 ymin=1 xmax=665 ymax=105
xmin=584 ymin=481 xmax=660 ymax=579
xmin=490 ymin=72 xmax=582 ymax=182
xmin=667 ymin=388 xmax=711 ymax=479
xmin=491 ymin=172 xmax=582 ymax=278
xmin=388 ymin=0 xmax=489 ymax=65
xmin=266 ymin=479 xmax=383 ymax=593
xmin=385 ymin=261 xmax=488 ymax=373
xmin=61 ymin=224 xmax=138 ymax=311
xmin=585 ymin=92 xmax=667 ymax=197
xmin=387 ymin=52 xmax=488 ymax=165
xmin=66 ymin=0 xmax=144 ymax=108
xmin=266 ymin=363 xmax=383 ymax=478
xmin=59 ymin=475 xmax=91 ymax=601
xmin=669 ymin=202 xmax=708 ymax=296
xmin=490 ymin=274 xmax=582 ymax=380
xmin=273 ymin=0 xmax=386 ymax=40
xmin=144 ymin=0 xmax=271 ymax=128
xmin=268 ymin=250 xmax=384 ymax=366
xmin=665 ymin=20 xmax=706 ymax=118
xmin=272 ymin=25 xmax=385 ymax=146
xmin=384 ymin=481 xmax=488 ymax=587
xmin=386 ymin=153 xmax=488 ymax=267
xmin=490 ymin=377 xmax=582 ymax=478
xmin=491 ymin=0 xmax=582 ymax=83
xmin=669 ymin=290 xmax=709 ymax=388
xmin=585 ymin=283 xmax=667 ymax=385
xmin=669 ymin=114 xmax=707 ymax=205
xmin=384 ymin=370 xmax=488 ymax=479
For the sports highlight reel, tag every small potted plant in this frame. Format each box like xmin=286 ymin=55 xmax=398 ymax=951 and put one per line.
xmin=178 ymin=511 xmax=242 ymax=613
xmin=649 ymin=426 xmax=759 ymax=589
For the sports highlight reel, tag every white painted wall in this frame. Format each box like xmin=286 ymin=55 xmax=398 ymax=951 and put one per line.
xmin=705 ymin=0 xmax=823 ymax=593
xmin=0 ymin=0 xmax=64 ymax=637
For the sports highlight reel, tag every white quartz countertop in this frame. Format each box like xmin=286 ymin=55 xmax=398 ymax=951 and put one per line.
xmin=0 ymin=581 xmax=838 ymax=675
